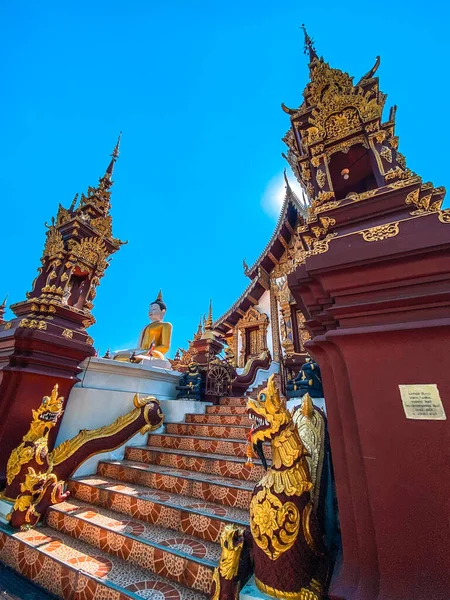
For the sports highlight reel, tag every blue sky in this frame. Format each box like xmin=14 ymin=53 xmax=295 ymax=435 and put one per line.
xmin=1 ymin=1 xmax=449 ymax=357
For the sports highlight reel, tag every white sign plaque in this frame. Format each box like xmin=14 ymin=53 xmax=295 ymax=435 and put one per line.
xmin=399 ymin=384 xmax=446 ymax=420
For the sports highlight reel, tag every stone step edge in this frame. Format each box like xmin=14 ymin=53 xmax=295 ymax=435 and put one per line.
xmin=165 ymin=422 xmax=250 ymax=429
xmin=98 ymin=460 xmax=254 ymax=492
xmin=185 ymin=414 xmax=250 ymax=420
xmin=149 ymin=432 xmax=252 ymax=444
xmin=0 ymin=524 xmax=141 ymax=600
xmin=68 ymin=477 xmax=250 ymax=527
xmin=130 ymin=446 xmax=265 ymax=467
xmin=48 ymin=504 xmax=218 ymax=570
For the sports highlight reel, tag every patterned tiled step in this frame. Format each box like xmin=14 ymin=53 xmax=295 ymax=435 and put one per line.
xmin=205 ymin=405 xmax=248 ymax=415
xmin=47 ymin=500 xmax=218 ymax=594
xmin=97 ymin=461 xmax=254 ymax=509
xmin=68 ymin=476 xmax=249 ymax=544
xmin=218 ymin=397 xmax=247 ymax=407
xmin=165 ymin=423 xmax=249 ymax=441
xmin=185 ymin=414 xmax=251 ymax=426
xmin=147 ymin=433 xmax=272 ymax=460
xmin=0 ymin=524 xmax=208 ymax=600
xmin=125 ymin=447 xmax=265 ymax=483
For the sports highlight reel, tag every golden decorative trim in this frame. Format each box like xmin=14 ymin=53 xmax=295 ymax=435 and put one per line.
xmin=50 ymin=394 xmax=161 ymax=465
xmin=61 ymin=329 xmax=73 ymax=339
xmin=18 ymin=319 xmax=47 ymax=331
xmin=438 ymin=210 xmax=450 ymax=224
xmin=255 ymin=578 xmax=319 ymax=600
xmin=385 ymin=166 xmax=405 ymax=181
xmin=86 ymin=336 xmax=94 ymax=345
xmin=405 ymin=187 xmax=442 ymax=215
xmin=314 ymin=191 xmax=334 ymax=204
xmin=325 ymin=135 xmax=366 ymax=157
xmin=315 ymin=168 xmax=326 ymax=189
xmin=3 ymin=322 xmax=11 ymax=330
xmin=358 ymin=222 xmax=399 ymax=242
xmin=380 ymin=145 xmax=392 ymax=163
xmin=250 ymin=488 xmax=300 ymax=560
xmin=305 ymin=233 xmax=337 ymax=256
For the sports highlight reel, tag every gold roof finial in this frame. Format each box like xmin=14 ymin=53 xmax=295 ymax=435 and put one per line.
xmin=194 ymin=316 xmax=203 ymax=341
xmin=0 ymin=294 xmax=8 ymax=308
xmin=205 ymin=299 xmax=213 ymax=331
xmin=69 ymin=193 xmax=78 ymax=211
xmin=300 ymin=24 xmax=318 ymax=63
xmin=104 ymin=131 xmax=122 ymax=182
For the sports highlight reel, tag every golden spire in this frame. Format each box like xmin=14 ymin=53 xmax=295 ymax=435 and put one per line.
xmin=104 ymin=131 xmax=122 ymax=183
xmin=194 ymin=316 xmax=203 ymax=340
xmin=300 ymin=24 xmax=318 ymax=63
xmin=69 ymin=193 xmax=78 ymax=211
xmin=0 ymin=294 xmax=7 ymax=323
xmin=156 ymin=289 xmax=163 ymax=302
xmin=205 ymin=299 xmax=213 ymax=331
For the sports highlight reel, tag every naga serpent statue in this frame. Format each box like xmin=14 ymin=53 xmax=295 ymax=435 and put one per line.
xmin=2 ymin=384 xmax=163 ymax=529
xmin=211 ymin=374 xmax=327 ymax=600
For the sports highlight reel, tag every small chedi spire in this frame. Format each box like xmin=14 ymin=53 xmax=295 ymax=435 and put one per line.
xmin=0 ymin=294 xmax=8 ymax=323
xmin=301 ymin=23 xmax=318 ymax=63
xmin=78 ymin=133 xmax=123 ymax=218
xmin=194 ymin=316 xmax=203 ymax=341
xmin=69 ymin=193 xmax=78 ymax=211
xmin=205 ymin=300 xmax=213 ymax=331
xmin=102 ymin=131 xmax=122 ymax=187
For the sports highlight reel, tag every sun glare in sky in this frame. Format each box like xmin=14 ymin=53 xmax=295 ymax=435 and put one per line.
xmin=262 ymin=172 xmax=308 ymax=218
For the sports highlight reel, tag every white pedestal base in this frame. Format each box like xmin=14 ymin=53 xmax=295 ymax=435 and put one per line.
xmin=56 ymin=357 xmax=211 ymax=478
xmin=240 ymin=577 xmax=274 ymax=600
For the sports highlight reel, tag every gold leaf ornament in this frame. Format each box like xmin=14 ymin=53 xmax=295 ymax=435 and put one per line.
xmin=250 ymin=488 xmax=300 ymax=560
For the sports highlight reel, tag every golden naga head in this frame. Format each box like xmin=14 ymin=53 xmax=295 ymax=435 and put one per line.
xmin=32 ymin=384 xmax=64 ymax=430
xmin=247 ymin=374 xmax=290 ymax=447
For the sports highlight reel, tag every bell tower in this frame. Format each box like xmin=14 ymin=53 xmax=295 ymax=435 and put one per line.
xmin=282 ymin=26 xmax=444 ymax=219
xmin=0 ymin=136 xmax=125 ymax=485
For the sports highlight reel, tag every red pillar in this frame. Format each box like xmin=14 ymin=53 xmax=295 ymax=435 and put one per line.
xmin=0 ymin=319 xmax=95 ymax=485
xmin=289 ymin=210 xmax=450 ymax=600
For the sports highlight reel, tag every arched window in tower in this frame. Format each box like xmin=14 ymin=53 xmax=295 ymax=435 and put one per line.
xmin=328 ymin=144 xmax=378 ymax=200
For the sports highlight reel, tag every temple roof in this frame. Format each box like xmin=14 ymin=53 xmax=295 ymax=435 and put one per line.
xmin=245 ymin=174 xmax=308 ymax=279
xmin=213 ymin=275 xmax=267 ymax=333
xmin=213 ymin=175 xmax=308 ymax=332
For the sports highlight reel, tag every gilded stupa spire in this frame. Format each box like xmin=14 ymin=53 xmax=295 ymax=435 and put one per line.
xmin=101 ymin=131 xmax=122 ymax=189
xmin=194 ymin=317 xmax=203 ymax=341
xmin=0 ymin=295 xmax=8 ymax=323
xmin=69 ymin=193 xmax=78 ymax=211
xmin=205 ymin=300 xmax=213 ymax=331
xmin=301 ymin=24 xmax=318 ymax=64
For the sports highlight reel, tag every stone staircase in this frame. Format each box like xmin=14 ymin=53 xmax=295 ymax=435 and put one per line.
xmin=0 ymin=394 xmax=269 ymax=600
